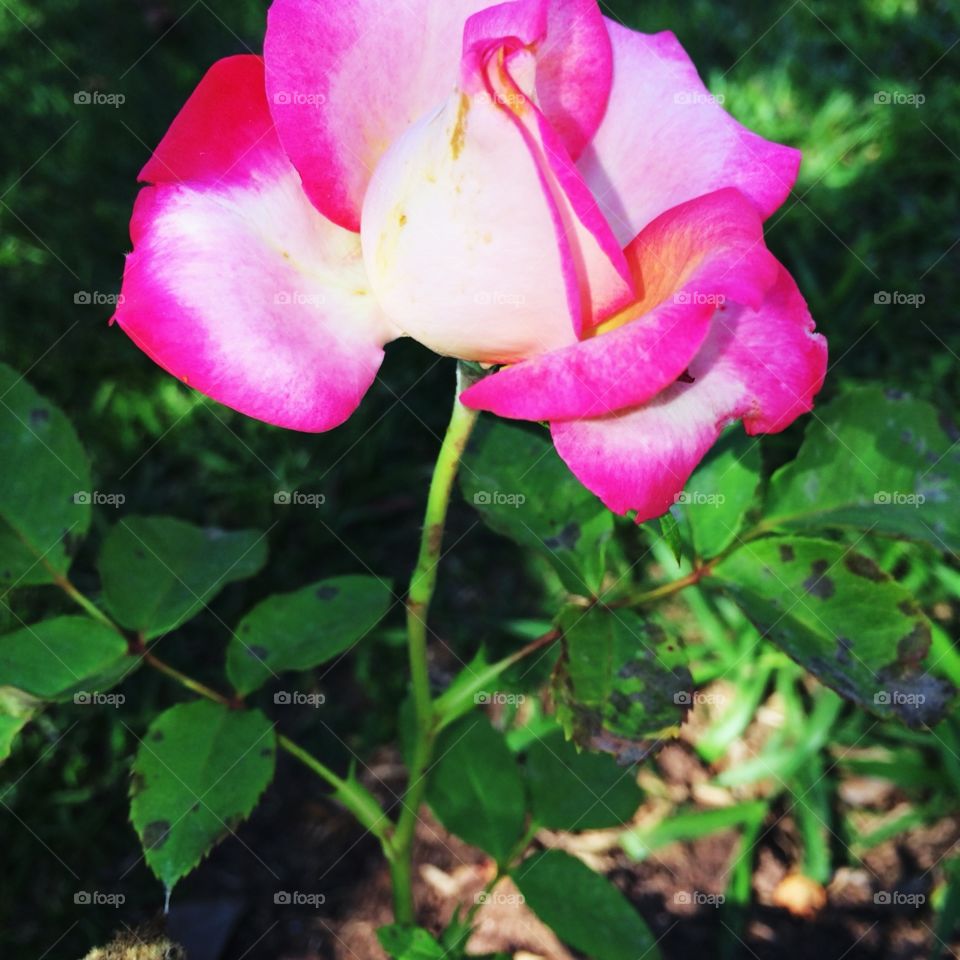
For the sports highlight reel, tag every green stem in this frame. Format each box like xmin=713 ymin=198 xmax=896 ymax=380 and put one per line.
xmin=54 ymin=574 xmax=117 ymax=631
xmin=607 ymin=566 xmax=710 ymax=608
xmin=51 ymin=575 xmax=395 ymax=853
xmin=391 ymin=365 xmax=480 ymax=925
xmin=141 ymin=649 xmax=233 ymax=706
xmin=278 ymin=735 xmax=391 ymax=847
xmin=433 ymin=629 xmax=560 ymax=732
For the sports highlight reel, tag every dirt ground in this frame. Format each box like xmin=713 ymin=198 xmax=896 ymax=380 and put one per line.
xmin=140 ymin=733 xmax=960 ymax=960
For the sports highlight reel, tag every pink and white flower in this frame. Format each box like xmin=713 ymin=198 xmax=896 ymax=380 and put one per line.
xmin=115 ymin=0 xmax=827 ymax=523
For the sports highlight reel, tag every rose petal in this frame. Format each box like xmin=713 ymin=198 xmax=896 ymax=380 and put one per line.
xmin=461 ymin=188 xmax=779 ymax=420
xmin=579 ymin=21 xmax=801 ymax=246
xmin=551 ymin=264 xmax=827 ymax=521
xmin=360 ymin=0 xmax=629 ymax=362
xmin=115 ymin=55 xmax=397 ymax=433
xmin=264 ymin=0 xmax=612 ymax=231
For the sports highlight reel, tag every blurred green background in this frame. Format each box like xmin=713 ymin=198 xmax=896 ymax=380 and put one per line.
xmin=1 ymin=0 xmax=957 ymax=957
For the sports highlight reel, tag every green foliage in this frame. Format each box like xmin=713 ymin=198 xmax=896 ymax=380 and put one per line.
xmin=680 ymin=428 xmax=763 ymax=558
xmin=710 ymin=536 xmax=954 ymax=726
xmin=765 ymin=387 xmax=960 ymax=549
xmin=461 ymin=419 xmax=612 ymax=594
xmin=0 ymin=361 xmax=90 ymax=585
xmin=513 ymin=850 xmax=660 ymax=960
xmin=523 ymin=729 xmax=643 ymax=830
xmin=129 ymin=700 xmax=276 ymax=891
xmin=99 ymin=515 xmax=267 ymax=637
xmin=0 ymin=616 xmax=127 ymax=699
xmin=226 ymin=576 xmax=393 ymax=696
xmin=426 ymin=713 xmax=526 ymax=864
xmin=552 ymin=606 xmax=692 ymax=762
xmin=377 ymin=924 xmax=446 ymax=960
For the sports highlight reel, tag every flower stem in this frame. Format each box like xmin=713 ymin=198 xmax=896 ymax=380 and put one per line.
xmin=390 ymin=365 xmax=480 ymax=925
xmin=51 ymin=574 xmax=395 ymax=853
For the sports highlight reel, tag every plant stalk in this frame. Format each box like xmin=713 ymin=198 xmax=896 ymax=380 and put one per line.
xmin=390 ymin=366 xmax=480 ymax=924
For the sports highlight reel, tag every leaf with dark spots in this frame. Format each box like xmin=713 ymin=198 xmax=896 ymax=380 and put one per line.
xmin=710 ymin=537 xmax=954 ymax=726
xmin=99 ymin=516 xmax=267 ymax=637
xmin=876 ymin=668 xmax=955 ymax=727
xmin=766 ymin=386 xmax=960 ymax=550
xmin=844 ymin=553 xmax=885 ymax=582
xmin=543 ymin=522 xmax=581 ymax=551
xmin=779 ymin=544 xmax=796 ymax=562
xmin=226 ymin=576 xmax=392 ymax=696
xmin=551 ymin=606 xmax=690 ymax=763
xmin=131 ymin=702 xmax=275 ymax=891
xmin=803 ymin=559 xmax=836 ymax=599
xmin=460 ymin=419 xmax=612 ymax=595
xmin=0 ymin=363 xmax=92 ymax=585
xmin=142 ymin=820 xmax=171 ymax=850
xmin=836 ymin=636 xmax=853 ymax=666
xmin=897 ymin=622 xmax=932 ymax=663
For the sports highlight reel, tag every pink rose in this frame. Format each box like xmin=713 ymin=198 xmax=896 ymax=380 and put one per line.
xmin=115 ymin=0 xmax=826 ymax=522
